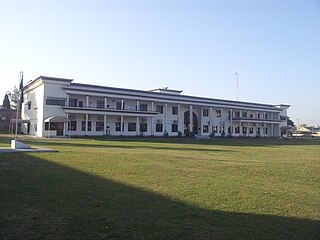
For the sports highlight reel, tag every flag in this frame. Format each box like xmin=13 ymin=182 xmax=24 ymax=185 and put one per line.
xmin=19 ymin=72 xmax=24 ymax=103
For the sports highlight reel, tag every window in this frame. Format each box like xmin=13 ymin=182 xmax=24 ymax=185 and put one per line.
xmin=212 ymin=125 xmax=218 ymax=133
xmin=250 ymin=114 xmax=253 ymax=118
xmin=228 ymin=126 xmax=231 ymax=134
xmin=249 ymin=127 xmax=254 ymax=134
xmin=69 ymin=98 xmax=77 ymax=107
xmin=27 ymin=101 xmax=31 ymax=110
xmin=265 ymin=127 xmax=268 ymax=134
xmin=96 ymin=121 xmax=104 ymax=131
xmin=45 ymin=122 xmax=57 ymax=131
xmin=172 ymin=124 xmax=178 ymax=132
xmin=156 ymin=105 xmax=163 ymax=114
xmin=235 ymin=126 xmax=240 ymax=134
xmin=116 ymin=102 xmax=122 ymax=110
xmin=140 ymin=104 xmax=147 ymax=111
xmin=115 ymin=122 xmax=121 ymax=131
xmin=68 ymin=121 xmax=77 ymax=131
xmin=128 ymin=122 xmax=136 ymax=132
xmin=257 ymin=113 xmax=261 ymax=119
xmin=242 ymin=127 xmax=247 ymax=134
xmin=216 ymin=110 xmax=221 ymax=117
xmin=156 ymin=123 xmax=163 ymax=132
xmin=265 ymin=113 xmax=268 ymax=119
xmin=46 ymin=98 xmax=65 ymax=106
xmin=140 ymin=123 xmax=147 ymax=132
xmin=34 ymin=124 xmax=37 ymax=132
xmin=172 ymin=106 xmax=178 ymax=115
xmin=81 ymin=121 xmax=92 ymax=131
xmin=97 ymin=100 xmax=104 ymax=109
xmin=203 ymin=109 xmax=209 ymax=117
xmin=242 ymin=112 xmax=247 ymax=118
xmin=203 ymin=125 xmax=209 ymax=133
xmin=256 ymin=127 xmax=260 ymax=135
xmin=79 ymin=101 xmax=83 ymax=107
xmin=235 ymin=111 xmax=240 ymax=117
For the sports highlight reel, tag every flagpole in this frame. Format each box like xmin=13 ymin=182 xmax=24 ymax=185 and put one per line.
xmin=15 ymin=71 xmax=23 ymax=139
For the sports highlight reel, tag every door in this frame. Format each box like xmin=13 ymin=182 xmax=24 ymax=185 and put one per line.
xmin=56 ymin=123 xmax=64 ymax=136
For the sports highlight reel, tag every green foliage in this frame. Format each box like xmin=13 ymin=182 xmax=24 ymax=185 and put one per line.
xmin=2 ymin=93 xmax=11 ymax=109
xmin=6 ymin=86 xmax=19 ymax=109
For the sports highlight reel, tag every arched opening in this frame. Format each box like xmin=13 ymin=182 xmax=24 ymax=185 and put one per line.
xmin=184 ymin=111 xmax=198 ymax=135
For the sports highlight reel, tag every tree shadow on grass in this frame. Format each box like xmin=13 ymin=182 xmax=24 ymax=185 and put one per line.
xmin=1 ymin=153 xmax=319 ymax=240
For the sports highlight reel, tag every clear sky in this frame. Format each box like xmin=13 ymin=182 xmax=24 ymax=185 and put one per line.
xmin=1 ymin=0 xmax=319 ymax=125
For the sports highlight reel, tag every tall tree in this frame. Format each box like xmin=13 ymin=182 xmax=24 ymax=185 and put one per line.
xmin=287 ymin=117 xmax=295 ymax=127
xmin=6 ymin=86 xmax=19 ymax=109
xmin=2 ymin=93 xmax=11 ymax=109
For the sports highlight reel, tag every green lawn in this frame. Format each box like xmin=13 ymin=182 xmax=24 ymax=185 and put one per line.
xmin=0 ymin=136 xmax=319 ymax=239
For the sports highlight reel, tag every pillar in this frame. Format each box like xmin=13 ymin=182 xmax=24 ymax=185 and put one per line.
xmin=104 ymin=115 xmax=107 ymax=135
xmin=136 ymin=116 xmax=140 ymax=135
xmin=85 ymin=114 xmax=88 ymax=135
xmin=136 ymin=100 xmax=140 ymax=111
xmin=86 ymin=96 xmax=89 ymax=108
xmin=164 ymin=103 xmax=168 ymax=133
xmin=121 ymin=99 xmax=124 ymax=110
xmin=66 ymin=94 xmax=70 ymax=106
xmin=189 ymin=105 xmax=193 ymax=133
xmin=120 ymin=115 xmax=124 ymax=135
xmin=230 ymin=109 xmax=233 ymax=135
xmin=104 ymin=97 xmax=108 ymax=109
xmin=209 ymin=107 xmax=213 ymax=134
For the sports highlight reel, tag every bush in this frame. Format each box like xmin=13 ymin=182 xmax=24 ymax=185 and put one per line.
xmin=177 ymin=131 xmax=182 ymax=138
xmin=163 ymin=130 xmax=169 ymax=137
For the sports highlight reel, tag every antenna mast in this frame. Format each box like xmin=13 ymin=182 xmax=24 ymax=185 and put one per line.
xmin=235 ymin=71 xmax=239 ymax=101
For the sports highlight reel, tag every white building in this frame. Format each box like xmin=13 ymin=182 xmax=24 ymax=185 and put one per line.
xmin=21 ymin=76 xmax=290 ymax=138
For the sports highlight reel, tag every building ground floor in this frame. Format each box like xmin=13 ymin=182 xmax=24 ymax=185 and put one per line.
xmin=22 ymin=112 xmax=286 ymax=138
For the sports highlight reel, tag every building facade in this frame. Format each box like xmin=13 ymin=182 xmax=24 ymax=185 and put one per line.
xmin=21 ymin=76 xmax=290 ymax=138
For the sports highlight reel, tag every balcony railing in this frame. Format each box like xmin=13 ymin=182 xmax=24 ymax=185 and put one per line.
xmin=231 ymin=116 xmax=282 ymax=122
xmin=63 ymin=104 xmax=158 ymax=114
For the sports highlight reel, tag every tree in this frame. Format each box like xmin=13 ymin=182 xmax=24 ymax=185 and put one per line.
xmin=287 ymin=117 xmax=294 ymax=127
xmin=6 ymin=86 xmax=19 ymax=109
xmin=2 ymin=93 xmax=11 ymax=109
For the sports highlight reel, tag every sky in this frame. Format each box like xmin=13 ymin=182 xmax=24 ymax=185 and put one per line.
xmin=0 ymin=0 xmax=319 ymax=125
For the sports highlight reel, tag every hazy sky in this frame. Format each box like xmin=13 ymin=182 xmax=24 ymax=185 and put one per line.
xmin=1 ymin=0 xmax=319 ymax=125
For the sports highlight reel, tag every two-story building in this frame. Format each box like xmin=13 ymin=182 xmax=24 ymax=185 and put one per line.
xmin=21 ymin=76 xmax=290 ymax=138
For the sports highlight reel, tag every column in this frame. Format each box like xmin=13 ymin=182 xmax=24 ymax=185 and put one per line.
xmin=66 ymin=94 xmax=70 ymax=106
xmin=271 ymin=123 xmax=274 ymax=137
xmin=257 ymin=123 xmax=259 ymax=135
xmin=230 ymin=109 xmax=233 ymax=135
xmin=104 ymin=97 xmax=108 ymax=109
xmin=209 ymin=107 xmax=213 ymax=134
xmin=120 ymin=115 xmax=124 ymax=135
xmin=85 ymin=114 xmax=88 ymax=135
xmin=121 ymin=99 xmax=124 ymax=110
xmin=239 ymin=121 xmax=242 ymax=135
xmin=136 ymin=100 xmax=140 ymax=111
xmin=248 ymin=122 xmax=250 ymax=136
xmin=151 ymin=101 xmax=154 ymax=135
xmin=178 ymin=104 xmax=182 ymax=133
xmin=164 ymin=103 xmax=168 ymax=133
xmin=221 ymin=107 xmax=224 ymax=135
xmin=136 ymin=116 xmax=140 ymax=135
xmin=104 ymin=115 xmax=107 ymax=135
xmin=86 ymin=96 xmax=89 ymax=107
xmin=189 ymin=105 xmax=193 ymax=133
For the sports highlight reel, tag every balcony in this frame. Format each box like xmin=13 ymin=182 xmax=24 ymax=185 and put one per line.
xmin=231 ymin=116 xmax=282 ymax=123
xmin=62 ymin=104 xmax=158 ymax=116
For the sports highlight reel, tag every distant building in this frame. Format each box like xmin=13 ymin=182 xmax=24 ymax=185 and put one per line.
xmin=21 ymin=76 xmax=290 ymax=138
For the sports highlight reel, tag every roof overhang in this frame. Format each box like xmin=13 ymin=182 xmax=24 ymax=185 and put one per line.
xmin=44 ymin=116 xmax=70 ymax=123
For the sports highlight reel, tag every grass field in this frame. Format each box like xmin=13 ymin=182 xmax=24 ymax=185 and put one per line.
xmin=0 ymin=135 xmax=319 ymax=239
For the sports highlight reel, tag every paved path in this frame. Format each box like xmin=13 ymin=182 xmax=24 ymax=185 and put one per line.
xmin=0 ymin=148 xmax=56 ymax=153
